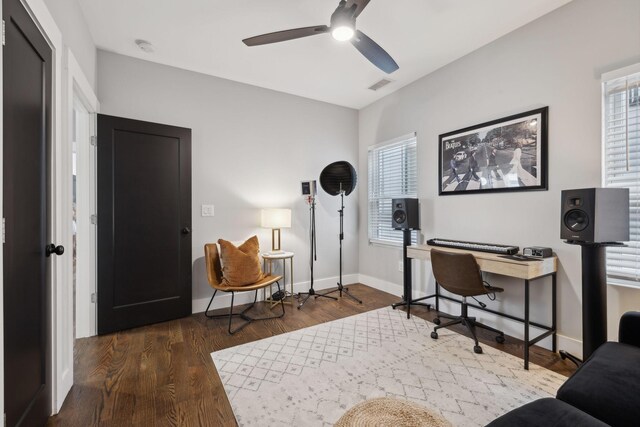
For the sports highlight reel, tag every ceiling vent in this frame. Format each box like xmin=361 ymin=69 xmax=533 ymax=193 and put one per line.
xmin=368 ymin=78 xmax=393 ymax=91
xmin=135 ymin=39 xmax=154 ymax=53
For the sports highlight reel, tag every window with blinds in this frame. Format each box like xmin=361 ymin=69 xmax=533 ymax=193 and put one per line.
xmin=603 ymin=66 xmax=640 ymax=286
xmin=368 ymin=133 xmax=418 ymax=245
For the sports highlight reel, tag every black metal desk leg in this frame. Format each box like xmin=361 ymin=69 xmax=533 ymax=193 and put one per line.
xmin=524 ymin=279 xmax=530 ymax=370
xmin=435 ymin=282 xmax=440 ymax=312
xmin=552 ymin=273 xmax=557 ymax=353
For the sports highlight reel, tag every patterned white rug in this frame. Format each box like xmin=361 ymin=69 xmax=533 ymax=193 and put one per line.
xmin=211 ymin=307 xmax=565 ymax=426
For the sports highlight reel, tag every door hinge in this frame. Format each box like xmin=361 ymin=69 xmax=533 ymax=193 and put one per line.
xmin=90 ymin=214 xmax=97 ymax=225
xmin=91 ymin=293 xmax=96 ymax=303
xmin=2 ymin=20 xmax=5 ymax=46
xmin=90 ymin=135 xmax=97 ymax=146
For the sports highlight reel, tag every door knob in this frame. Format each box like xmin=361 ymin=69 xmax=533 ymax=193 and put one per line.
xmin=45 ymin=244 xmax=65 ymax=257
xmin=182 ymin=227 xmax=191 ymax=235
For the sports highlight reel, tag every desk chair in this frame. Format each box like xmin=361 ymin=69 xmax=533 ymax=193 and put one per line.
xmin=204 ymin=243 xmax=285 ymax=334
xmin=429 ymin=248 xmax=505 ymax=354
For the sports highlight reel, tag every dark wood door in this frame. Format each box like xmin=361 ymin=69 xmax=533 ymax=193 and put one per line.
xmin=97 ymin=115 xmax=192 ymax=334
xmin=3 ymin=0 xmax=53 ymax=425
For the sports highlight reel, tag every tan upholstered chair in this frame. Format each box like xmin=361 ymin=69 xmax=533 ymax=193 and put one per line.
xmin=429 ymin=248 xmax=505 ymax=353
xmin=204 ymin=243 xmax=284 ymax=334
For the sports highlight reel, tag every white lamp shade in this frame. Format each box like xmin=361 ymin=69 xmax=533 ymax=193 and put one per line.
xmin=261 ymin=208 xmax=291 ymax=229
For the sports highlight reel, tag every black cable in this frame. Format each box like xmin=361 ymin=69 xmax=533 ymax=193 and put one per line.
xmin=482 ymin=281 xmax=498 ymax=301
xmin=471 ymin=296 xmax=487 ymax=308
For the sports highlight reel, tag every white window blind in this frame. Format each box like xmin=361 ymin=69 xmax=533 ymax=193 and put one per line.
xmin=368 ymin=133 xmax=418 ymax=245
xmin=603 ymin=67 xmax=640 ymax=286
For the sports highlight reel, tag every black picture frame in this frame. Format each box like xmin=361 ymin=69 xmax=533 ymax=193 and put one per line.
xmin=438 ymin=107 xmax=548 ymax=196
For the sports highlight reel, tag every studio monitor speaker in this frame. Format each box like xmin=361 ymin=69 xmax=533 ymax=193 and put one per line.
xmin=561 ymin=188 xmax=629 ymax=243
xmin=392 ymin=198 xmax=420 ymax=230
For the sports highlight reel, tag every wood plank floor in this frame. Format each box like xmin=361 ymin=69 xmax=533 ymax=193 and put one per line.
xmin=48 ymin=284 xmax=576 ymax=426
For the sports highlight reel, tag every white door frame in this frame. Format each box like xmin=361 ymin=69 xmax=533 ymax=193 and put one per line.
xmin=54 ymin=47 xmax=99 ymax=412
xmin=69 ymin=49 xmax=99 ymax=341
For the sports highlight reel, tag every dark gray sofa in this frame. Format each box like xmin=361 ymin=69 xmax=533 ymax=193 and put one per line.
xmin=487 ymin=311 xmax=640 ymax=427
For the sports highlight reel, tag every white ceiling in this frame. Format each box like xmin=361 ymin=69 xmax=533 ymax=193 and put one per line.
xmin=79 ymin=0 xmax=571 ymax=109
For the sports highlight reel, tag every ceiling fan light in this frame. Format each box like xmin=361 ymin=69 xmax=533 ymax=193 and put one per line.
xmin=332 ymin=26 xmax=355 ymax=41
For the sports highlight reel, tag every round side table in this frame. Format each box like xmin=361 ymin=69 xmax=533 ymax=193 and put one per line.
xmin=262 ymin=251 xmax=294 ymax=305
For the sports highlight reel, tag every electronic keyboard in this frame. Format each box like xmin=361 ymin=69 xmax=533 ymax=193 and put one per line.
xmin=427 ymin=238 xmax=519 ymax=255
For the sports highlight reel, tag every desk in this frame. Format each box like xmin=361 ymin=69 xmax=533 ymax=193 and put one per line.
xmin=262 ymin=252 xmax=294 ymax=306
xmin=406 ymin=244 xmax=557 ymax=370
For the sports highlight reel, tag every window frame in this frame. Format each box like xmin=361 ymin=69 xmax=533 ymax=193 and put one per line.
xmin=367 ymin=132 xmax=418 ymax=247
xmin=601 ymin=63 xmax=640 ymax=288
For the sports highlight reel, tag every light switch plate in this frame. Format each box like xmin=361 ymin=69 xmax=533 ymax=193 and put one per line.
xmin=201 ymin=204 xmax=215 ymax=217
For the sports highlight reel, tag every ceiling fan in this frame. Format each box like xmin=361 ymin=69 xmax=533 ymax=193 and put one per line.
xmin=242 ymin=0 xmax=399 ymax=74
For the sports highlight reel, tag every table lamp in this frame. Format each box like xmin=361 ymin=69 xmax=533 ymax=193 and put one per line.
xmin=261 ymin=208 xmax=291 ymax=253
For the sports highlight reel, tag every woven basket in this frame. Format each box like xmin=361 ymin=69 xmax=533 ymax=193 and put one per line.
xmin=335 ymin=397 xmax=453 ymax=427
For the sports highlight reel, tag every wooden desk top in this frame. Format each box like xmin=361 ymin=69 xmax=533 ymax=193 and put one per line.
xmin=407 ymin=244 xmax=557 ymax=280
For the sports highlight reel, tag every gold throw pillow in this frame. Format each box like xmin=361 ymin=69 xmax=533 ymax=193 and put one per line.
xmin=218 ymin=236 xmax=264 ymax=287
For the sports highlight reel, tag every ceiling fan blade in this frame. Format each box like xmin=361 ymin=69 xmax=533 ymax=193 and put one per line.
xmin=350 ymin=30 xmax=399 ymax=74
xmin=243 ymin=25 xmax=329 ymax=46
xmin=345 ymin=0 xmax=371 ymax=18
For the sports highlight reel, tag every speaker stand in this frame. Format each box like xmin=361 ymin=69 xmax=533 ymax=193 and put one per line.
xmin=559 ymin=242 xmax=623 ymax=366
xmin=392 ymin=229 xmax=433 ymax=319
xmin=318 ymin=192 xmax=362 ymax=304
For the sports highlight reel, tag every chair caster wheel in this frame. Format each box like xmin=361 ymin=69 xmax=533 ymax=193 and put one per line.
xmin=430 ymin=331 xmax=438 ymax=339
xmin=474 ymin=345 xmax=483 ymax=354
xmin=392 ymin=306 xmax=396 ymax=310
xmin=433 ymin=318 xmax=441 ymax=325
xmin=496 ymin=335 xmax=505 ymax=344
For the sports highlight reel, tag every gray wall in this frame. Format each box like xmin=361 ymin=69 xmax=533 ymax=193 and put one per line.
xmin=44 ymin=0 xmax=97 ymax=90
xmin=357 ymin=0 xmax=640 ymax=350
xmin=97 ymin=51 xmax=359 ymax=311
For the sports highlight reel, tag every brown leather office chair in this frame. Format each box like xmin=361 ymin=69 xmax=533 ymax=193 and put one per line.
xmin=204 ymin=243 xmax=285 ymax=334
xmin=430 ymin=248 xmax=505 ymax=354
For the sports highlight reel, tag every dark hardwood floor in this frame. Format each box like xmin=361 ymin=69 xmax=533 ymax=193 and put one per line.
xmin=48 ymin=284 xmax=575 ymax=426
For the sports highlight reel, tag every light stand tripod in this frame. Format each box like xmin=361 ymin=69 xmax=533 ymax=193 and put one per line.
xmin=319 ymin=190 xmax=362 ymax=304
xmin=298 ymin=196 xmax=337 ymax=309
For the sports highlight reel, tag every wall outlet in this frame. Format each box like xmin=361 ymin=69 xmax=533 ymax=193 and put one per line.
xmin=398 ymin=260 xmax=403 ymax=272
xmin=201 ymin=204 xmax=215 ymax=217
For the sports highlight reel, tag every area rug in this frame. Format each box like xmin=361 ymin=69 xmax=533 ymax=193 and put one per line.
xmin=210 ymin=307 xmax=565 ymax=426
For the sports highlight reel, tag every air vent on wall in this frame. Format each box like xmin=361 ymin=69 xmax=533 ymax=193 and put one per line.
xmin=368 ymin=78 xmax=393 ymax=91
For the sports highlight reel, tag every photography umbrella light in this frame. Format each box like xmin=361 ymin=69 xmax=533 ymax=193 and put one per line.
xmin=318 ymin=161 xmax=362 ymax=304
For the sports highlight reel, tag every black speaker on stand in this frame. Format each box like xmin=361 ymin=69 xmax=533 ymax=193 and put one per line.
xmin=559 ymin=188 xmax=629 ymax=366
xmin=317 ymin=161 xmax=362 ymax=304
xmin=390 ymin=198 xmax=433 ymax=318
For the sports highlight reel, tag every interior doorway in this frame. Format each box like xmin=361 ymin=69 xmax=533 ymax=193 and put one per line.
xmin=73 ymin=91 xmax=97 ymax=339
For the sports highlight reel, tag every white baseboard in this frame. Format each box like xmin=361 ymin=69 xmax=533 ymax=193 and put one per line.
xmin=358 ymin=274 xmax=582 ymax=354
xmin=357 ymin=274 xmax=402 ymax=297
xmin=192 ymin=274 xmax=359 ymax=314
xmin=556 ymin=333 xmax=583 ymax=360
